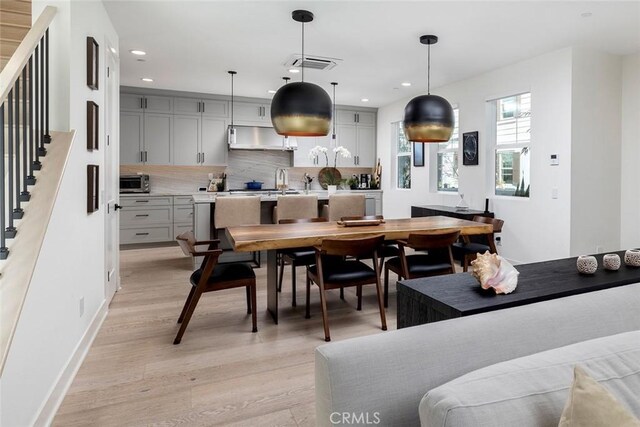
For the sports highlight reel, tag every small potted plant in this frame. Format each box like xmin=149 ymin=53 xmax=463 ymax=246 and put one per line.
xmin=310 ymin=145 xmax=352 ymax=191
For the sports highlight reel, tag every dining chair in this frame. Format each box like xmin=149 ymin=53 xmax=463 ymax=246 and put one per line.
xmin=339 ymin=215 xmax=400 ymax=270
xmin=273 ymin=194 xmax=319 ymax=224
xmin=174 ymin=231 xmax=257 ymax=344
xmin=321 ymin=194 xmax=366 ymax=221
xmin=213 ymin=195 xmax=261 ymax=265
xmin=306 ymin=234 xmax=386 ymax=342
xmin=384 ymin=230 xmax=460 ymax=308
xmin=277 ymin=217 xmax=328 ymax=307
xmin=453 ymin=216 xmax=504 ymax=271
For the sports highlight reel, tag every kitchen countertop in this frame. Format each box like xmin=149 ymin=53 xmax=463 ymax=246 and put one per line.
xmin=192 ymin=189 xmax=382 ymax=204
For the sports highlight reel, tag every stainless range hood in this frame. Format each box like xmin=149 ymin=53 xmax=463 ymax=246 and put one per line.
xmin=228 ymin=125 xmax=297 ymax=151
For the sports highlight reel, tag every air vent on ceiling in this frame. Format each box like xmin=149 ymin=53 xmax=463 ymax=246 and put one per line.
xmin=284 ymin=54 xmax=341 ymax=71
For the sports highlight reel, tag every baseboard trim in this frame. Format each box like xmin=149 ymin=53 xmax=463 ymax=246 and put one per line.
xmin=33 ymin=300 xmax=108 ymax=427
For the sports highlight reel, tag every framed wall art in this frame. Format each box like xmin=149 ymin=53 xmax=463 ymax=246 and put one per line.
xmin=87 ymin=101 xmax=99 ymax=150
xmin=87 ymin=36 xmax=99 ymax=90
xmin=87 ymin=165 xmax=99 ymax=213
xmin=463 ymin=131 xmax=479 ymax=166
xmin=413 ymin=143 xmax=425 ymax=167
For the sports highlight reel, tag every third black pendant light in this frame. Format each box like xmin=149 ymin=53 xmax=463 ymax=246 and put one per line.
xmin=403 ymin=35 xmax=454 ymax=143
xmin=270 ymin=10 xmax=332 ymax=137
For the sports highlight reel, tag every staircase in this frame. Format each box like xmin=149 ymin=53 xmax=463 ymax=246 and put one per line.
xmin=0 ymin=0 xmax=32 ymax=72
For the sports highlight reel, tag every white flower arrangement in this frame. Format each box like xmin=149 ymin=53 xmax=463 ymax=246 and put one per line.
xmin=309 ymin=145 xmax=351 ymax=167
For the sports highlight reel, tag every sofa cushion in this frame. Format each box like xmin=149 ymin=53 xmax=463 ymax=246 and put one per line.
xmin=419 ymin=330 xmax=640 ymax=427
xmin=558 ymin=366 xmax=640 ymax=427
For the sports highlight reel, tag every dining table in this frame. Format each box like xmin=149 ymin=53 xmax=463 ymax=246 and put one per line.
xmin=225 ymin=216 xmax=493 ymax=324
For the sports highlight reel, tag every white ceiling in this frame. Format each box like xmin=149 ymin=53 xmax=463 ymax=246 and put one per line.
xmin=104 ymin=0 xmax=640 ymax=107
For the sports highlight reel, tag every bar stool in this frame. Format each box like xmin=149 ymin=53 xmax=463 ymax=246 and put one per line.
xmin=322 ymin=194 xmax=366 ymax=221
xmin=273 ymin=194 xmax=319 ymax=224
xmin=213 ymin=195 xmax=261 ymax=264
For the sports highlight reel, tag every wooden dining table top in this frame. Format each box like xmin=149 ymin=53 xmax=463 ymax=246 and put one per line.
xmin=226 ymin=216 xmax=493 ymax=252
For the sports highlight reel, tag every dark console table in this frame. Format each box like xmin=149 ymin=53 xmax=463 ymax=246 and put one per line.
xmin=411 ymin=205 xmax=494 ymax=220
xmin=397 ymin=251 xmax=640 ymax=328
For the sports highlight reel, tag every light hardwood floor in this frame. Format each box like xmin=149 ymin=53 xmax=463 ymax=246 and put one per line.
xmin=54 ymin=246 xmax=399 ymax=426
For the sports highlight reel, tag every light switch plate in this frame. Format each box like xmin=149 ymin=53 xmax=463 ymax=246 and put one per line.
xmin=550 ymin=154 xmax=559 ymax=166
xmin=552 ymin=188 xmax=559 ymax=199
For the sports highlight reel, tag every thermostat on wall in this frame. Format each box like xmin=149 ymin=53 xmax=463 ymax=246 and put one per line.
xmin=550 ymin=154 xmax=559 ymax=166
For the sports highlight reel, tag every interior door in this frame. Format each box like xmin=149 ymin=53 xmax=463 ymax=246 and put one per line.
xmin=173 ymin=115 xmax=201 ymax=165
xmin=105 ymin=42 xmax=120 ymax=302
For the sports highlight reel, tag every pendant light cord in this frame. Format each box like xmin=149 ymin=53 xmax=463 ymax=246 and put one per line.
xmin=231 ymin=73 xmax=234 ymax=126
xmin=332 ymin=84 xmax=336 ymax=135
xmin=301 ymin=22 xmax=305 ymax=82
xmin=427 ymin=43 xmax=431 ymax=95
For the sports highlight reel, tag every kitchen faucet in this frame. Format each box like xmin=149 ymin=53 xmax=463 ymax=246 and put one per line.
xmin=276 ymin=168 xmax=289 ymax=195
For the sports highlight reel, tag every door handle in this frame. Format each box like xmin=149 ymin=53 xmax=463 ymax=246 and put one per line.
xmin=135 ymin=214 xmax=149 ymax=217
xmin=114 ymin=204 xmax=123 ymax=211
xmin=202 ymin=102 xmax=205 ymax=113
xmin=144 ymin=98 xmax=148 ymax=109
xmin=140 ymin=98 xmax=144 ymax=109
xmin=201 ymin=152 xmax=205 ymax=163
xmin=135 ymin=232 xmax=150 ymax=236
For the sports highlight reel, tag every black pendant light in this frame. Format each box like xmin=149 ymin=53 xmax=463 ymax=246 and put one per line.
xmin=403 ymin=35 xmax=454 ymax=143
xmin=270 ymin=10 xmax=332 ymax=137
xmin=228 ymin=70 xmax=237 ymax=145
xmin=331 ymin=82 xmax=338 ymax=147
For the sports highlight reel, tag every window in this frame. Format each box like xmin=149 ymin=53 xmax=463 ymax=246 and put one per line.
xmin=394 ymin=122 xmax=411 ymax=189
xmin=437 ymin=108 xmax=459 ymax=192
xmin=493 ymin=93 xmax=531 ymax=197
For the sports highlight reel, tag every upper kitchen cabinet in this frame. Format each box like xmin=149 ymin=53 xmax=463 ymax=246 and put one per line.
xmin=121 ymin=94 xmax=173 ymax=113
xmin=334 ymin=108 xmax=377 ymax=167
xmin=174 ymin=97 xmax=227 ymax=117
xmin=173 ymin=114 xmax=201 ymax=165
xmin=336 ymin=109 xmax=376 ymax=126
xmin=201 ymin=117 xmax=227 ymax=165
xmin=121 ymin=93 xmax=144 ymax=112
xmin=233 ymin=101 xmax=271 ymax=124
xmin=173 ymin=97 xmax=201 ymax=115
xmin=201 ymin=100 xmax=228 ymax=117
xmin=144 ymin=114 xmax=173 ymax=164
xmin=120 ymin=111 xmax=144 ymax=164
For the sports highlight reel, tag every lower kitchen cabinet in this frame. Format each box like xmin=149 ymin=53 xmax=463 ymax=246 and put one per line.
xmin=120 ymin=195 xmax=193 ymax=245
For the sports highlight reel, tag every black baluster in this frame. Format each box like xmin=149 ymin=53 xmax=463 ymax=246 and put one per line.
xmin=6 ymin=90 xmax=16 ymax=238
xmin=27 ymin=55 xmax=36 ymax=184
xmin=0 ymin=104 xmax=7 ymax=258
xmin=44 ymin=28 xmax=51 ymax=144
xmin=33 ymin=44 xmax=41 ymax=171
xmin=39 ymin=36 xmax=46 ymax=157
xmin=21 ymin=65 xmax=30 ymax=201
xmin=13 ymin=78 xmax=23 ymax=220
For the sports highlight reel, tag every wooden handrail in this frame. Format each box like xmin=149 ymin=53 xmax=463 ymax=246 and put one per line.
xmin=0 ymin=6 xmax=56 ymax=105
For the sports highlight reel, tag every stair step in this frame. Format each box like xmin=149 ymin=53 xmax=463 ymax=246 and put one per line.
xmin=0 ymin=0 xmax=31 ymax=15
xmin=0 ymin=10 xmax=31 ymax=27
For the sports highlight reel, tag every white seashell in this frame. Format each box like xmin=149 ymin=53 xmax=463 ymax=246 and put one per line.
xmin=576 ymin=255 xmax=598 ymax=274
xmin=471 ymin=251 xmax=519 ymax=294
xmin=624 ymin=249 xmax=640 ymax=267
xmin=602 ymin=254 xmax=621 ymax=271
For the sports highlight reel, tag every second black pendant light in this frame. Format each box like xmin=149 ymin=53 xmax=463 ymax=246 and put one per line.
xmin=403 ymin=35 xmax=454 ymax=143
xmin=270 ymin=10 xmax=332 ymax=137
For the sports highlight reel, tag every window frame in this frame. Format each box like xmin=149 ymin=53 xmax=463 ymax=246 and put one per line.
xmin=392 ymin=121 xmax=411 ymax=190
xmin=436 ymin=107 xmax=460 ymax=193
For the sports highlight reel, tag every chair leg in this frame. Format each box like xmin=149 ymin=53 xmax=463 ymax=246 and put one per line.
xmin=174 ymin=289 xmax=202 ymax=344
xmin=356 ymin=285 xmax=362 ymax=311
xmin=463 ymin=255 xmax=469 ymax=272
xmin=318 ymin=283 xmax=331 ymax=342
xmin=384 ymin=266 xmax=389 ymax=308
xmin=177 ymin=286 xmax=196 ymax=324
xmin=374 ymin=277 xmax=387 ymax=331
xmin=305 ymin=274 xmax=311 ymax=319
xmin=277 ymin=256 xmax=285 ymax=292
xmin=246 ymin=286 xmax=251 ymax=314
xmin=340 ymin=287 xmax=344 ymax=300
xmin=291 ymin=264 xmax=297 ymax=307
xmin=250 ymin=284 xmax=257 ymax=333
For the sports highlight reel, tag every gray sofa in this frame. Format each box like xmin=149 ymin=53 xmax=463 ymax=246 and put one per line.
xmin=315 ymin=283 xmax=640 ymax=426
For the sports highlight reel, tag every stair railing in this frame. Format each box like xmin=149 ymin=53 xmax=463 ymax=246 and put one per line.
xmin=0 ymin=6 xmax=56 ymax=259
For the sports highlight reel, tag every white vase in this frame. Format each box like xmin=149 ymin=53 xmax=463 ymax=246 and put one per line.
xmin=624 ymin=249 xmax=640 ymax=267
xmin=327 ymin=185 xmax=338 ymax=195
xmin=576 ymin=255 xmax=598 ymax=274
xmin=603 ymin=254 xmax=621 ymax=271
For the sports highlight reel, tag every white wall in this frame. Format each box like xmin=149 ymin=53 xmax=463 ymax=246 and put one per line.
xmin=620 ymin=53 xmax=640 ymax=249
xmin=377 ymin=48 xmax=574 ymax=263
xmin=569 ymin=48 xmax=622 ymax=255
xmin=0 ymin=1 xmax=118 ymax=425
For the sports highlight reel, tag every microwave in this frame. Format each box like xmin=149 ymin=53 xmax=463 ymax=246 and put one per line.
xmin=120 ymin=174 xmax=150 ymax=193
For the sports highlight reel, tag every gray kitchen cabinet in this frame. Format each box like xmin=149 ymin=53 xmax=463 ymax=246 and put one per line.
xmin=201 ymin=117 xmax=227 ymax=165
xmin=173 ymin=114 xmax=201 ymax=165
xmin=202 ymin=99 xmax=228 ymax=117
xmin=336 ymin=109 xmax=375 ymax=126
xmin=335 ymin=125 xmax=358 ymax=167
xmin=174 ymin=97 xmax=227 ymax=117
xmin=120 ymin=196 xmax=174 ymax=244
xmin=334 ymin=108 xmax=377 ymax=168
xmin=173 ymin=97 xmax=201 ymax=115
xmin=294 ymin=134 xmax=333 ymax=167
xmin=144 ymin=95 xmax=173 ymax=113
xmin=144 ymin=113 xmax=172 ymax=165
xmin=121 ymin=93 xmax=144 ymax=112
xmin=356 ymin=126 xmax=376 ymax=167
xmin=233 ymin=101 xmax=270 ymax=124
xmin=120 ymin=111 xmax=144 ymax=164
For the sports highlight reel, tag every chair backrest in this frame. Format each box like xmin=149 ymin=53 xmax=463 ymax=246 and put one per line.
xmin=279 ymin=217 xmax=327 ymax=225
xmin=406 ymin=230 xmax=461 ymax=251
xmin=214 ymin=196 xmax=261 ymax=229
xmin=321 ymin=235 xmax=385 ymax=258
xmin=327 ymin=194 xmax=366 ymax=221
xmin=340 ymin=215 xmax=384 ymax=221
xmin=472 ymin=216 xmax=504 ymax=233
xmin=176 ymin=231 xmax=198 ymax=256
xmin=275 ymin=194 xmax=319 ymax=223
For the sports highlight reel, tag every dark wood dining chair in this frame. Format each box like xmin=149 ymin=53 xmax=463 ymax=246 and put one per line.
xmin=277 ymin=217 xmax=328 ymax=307
xmin=306 ymin=234 xmax=386 ymax=342
xmin=174 ymin=231 xmax=257 ymax=344
xmin=384 ymin=230 xmax=460 ymax=308
xmin=340 ymin=215 xmax=400 ymax=270
xmin=452 ymin=216 xmax=504 ymax=271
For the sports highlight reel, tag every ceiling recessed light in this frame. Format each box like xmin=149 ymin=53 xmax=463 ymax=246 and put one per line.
xmin=288 ymin=68 xmax=300 ymax=74
xmin=141 ymin=78 xmax=153 ymax=82
xmin=361 ymin=98 xmax=369 ymax=102
xmin=267 ymin=90 xmax=277 ymax=94
xmin=581 ymin=12 xmax=592 ymax=18
xmin=401 ymin=82 xmax=412 ymax=87
xmin=130 ymin=50 xmax=146 ymax=56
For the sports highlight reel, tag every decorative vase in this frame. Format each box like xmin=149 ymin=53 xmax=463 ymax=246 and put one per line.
xmin=624 ymin=249 xmax=640 ymax=267
xmin=327 ymin=185 xmax=338 ymax=195
xmin=603 ymin=254 xmax=621 ymax=271
xmin=318 ymin=167 xmax=342 ymax=190
xmin=576 ymin=255 xmax=598 ymax=275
